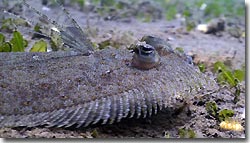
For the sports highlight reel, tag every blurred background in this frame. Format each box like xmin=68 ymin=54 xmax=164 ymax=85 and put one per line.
xmin=0 ymin=0 xmax=245 ymax=68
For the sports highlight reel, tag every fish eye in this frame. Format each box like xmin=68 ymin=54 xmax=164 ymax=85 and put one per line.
xmin=132 ymin=43 xmax=153 ymax=54
xmin=131 ymin=43 xmax=160 ymax=70
xmin=140 ymin=44 xmax=154 ymax=53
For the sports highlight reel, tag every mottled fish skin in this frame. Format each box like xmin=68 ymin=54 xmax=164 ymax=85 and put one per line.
xmin=0 ymin=47 xmax=218 ymax=128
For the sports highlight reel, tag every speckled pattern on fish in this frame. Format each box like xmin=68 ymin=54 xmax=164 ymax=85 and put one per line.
xmin=0 ymin=47 xmax=218 ymax=128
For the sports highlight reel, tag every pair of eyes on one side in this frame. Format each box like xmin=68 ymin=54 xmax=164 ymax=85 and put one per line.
xmin=133 ymin=44 xmax=193 ymax=65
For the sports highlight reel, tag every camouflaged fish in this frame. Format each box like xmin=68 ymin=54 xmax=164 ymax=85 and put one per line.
xmin=0 ymin=0 xmax=218 ymax=128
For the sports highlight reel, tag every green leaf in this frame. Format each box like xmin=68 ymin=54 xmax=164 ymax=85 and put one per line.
xmin=98 ymin=40 xmax=111 ymax=50
xmin=178 ymin=128 xmax=196 ymax=138
xmin=116 ymin=1 xmax=125 ymax=9
xmin=187 ymin=129 xmax=196 ymax=138
xmin=23 ymin=39 xmax=28 ymax=48
xmin=183 ymin=9 xmax=191 ymax=18
xmin=77 ymin=0 xmax=85 ymax=8
xmin=50 ymin=31 xmax=63 ymax=51
xmin=213 ymin=61 xmax=238 ymax=87
xmin=178 ymin=128 xmax=186 ymax=138
xmin=216 ymin=73 xmax=227 ymax=85
xmin=166 ymin=6 xmax=176 ymax=21
xmin=236 ymin=7 xmax=244 ymax=16
xmin=218 ymin=109 xmax=234 ymax=121
xmin=34 ymin=23 xmax=42 ymax=32
xmin=0 ymin=33 xmax=5 ymax=44
xmin=13 ymin=18 xmax=30 ymax=27
xmin=186 ymin=20 xmax=196 ymax=32
xmin=222 ymin=70 xmax=237 ymax=87
xmin=213 ymin=61 xmax=227 ymax=72
xmin=198 ymin=63 xmax=206 ymax=73
xmin=205 ymin=2 xmax=222 ymax=17
xmin=10 ymin=31 xmax=26 ymax=52
xmin=175 ymin=47 xmax=184 ymax=53
xmin=0 ymin=42 xmax=12 ymax=52
xmin=91 ymin=129 xmax=99 ymax=138
xmin=1 ymin=18 xmax=14 ymax=32
xmin=234 ymin=70 xmax=245 ymax=82
xmin=30 ymin=40 xmax=47 ymax=52
xmin=233 ymin=87 xmax=241 ymax=104
xmin=205 ymin=101 xmax=218 ymax=117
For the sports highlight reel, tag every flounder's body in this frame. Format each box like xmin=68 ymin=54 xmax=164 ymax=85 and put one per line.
xmin=0 ymin=45 xmax=217 ymax=128
xmin=0 ymin=0 xmax=218 ymax=129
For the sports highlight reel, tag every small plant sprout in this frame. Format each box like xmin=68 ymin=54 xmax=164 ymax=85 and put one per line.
xmin=9 ymin=31 xmax=28 ymax=52
xmin=198 ymin=63 xmax=206 ymax=73
xmin=0 ymin=33 xmax=11 ymax=52
xmin=205 ymin=101 xmax=218 ymax=117
xmin=218 ymin=109 xmax=234 ymax=122
xmin=213 ymin=61 xmax=245 ymax=103
xmin=178 ymin=128 xmax=196 ymax=138
xmin=205 ymin=101 xmax=235 ymax=122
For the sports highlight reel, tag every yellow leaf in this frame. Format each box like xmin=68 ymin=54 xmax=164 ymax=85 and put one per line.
xmin=220 ymin=120 xmax=243 ymax=131
xmin=30 ymin=40 xmax=47 ymax=52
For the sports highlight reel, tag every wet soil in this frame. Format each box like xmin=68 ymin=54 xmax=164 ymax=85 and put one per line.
xmin=0 ymin=0 xmax=246 ymax=138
